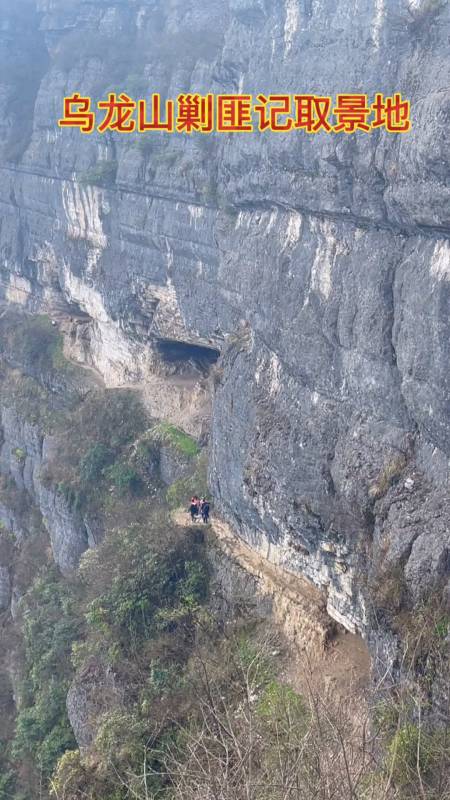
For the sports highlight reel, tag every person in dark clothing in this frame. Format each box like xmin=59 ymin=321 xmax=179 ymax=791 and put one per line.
xmin=201 ymin=499 xmax=210 ymax=523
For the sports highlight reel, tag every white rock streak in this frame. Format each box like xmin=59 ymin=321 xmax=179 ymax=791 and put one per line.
xmin=310 ymin=219 xmax=344 ymax=299
xmin=61 ymin=266 xmax=136 ymax=385
xmin=62 ymin=181 xmax=107 ymax=248
xmin=372 ymin=0 xmax=385 ymax=49
xmin=430 ymin=240 xmax=450 ymax=282
xmin=187 ymin=204 xmax=204 ymax=229
xmin=282 ymin=211 xmax=302 ymax=251
xmin=269 ymin=352 xmax=282 ymax=396
xmin=284 ymin=0 xmax=300 ymax=56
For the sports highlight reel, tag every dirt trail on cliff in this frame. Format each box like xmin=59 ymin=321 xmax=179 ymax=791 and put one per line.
xmin=172 ymin=509 xmax=370 ymax=704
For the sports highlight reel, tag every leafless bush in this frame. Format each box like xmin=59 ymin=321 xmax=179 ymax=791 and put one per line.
xmin=151 ymin=635 xmax=449 ymax=800
xmin=51 ymin=622 xmax=450 ymax=800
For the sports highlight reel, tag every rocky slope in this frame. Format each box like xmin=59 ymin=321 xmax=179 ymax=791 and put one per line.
xmin=0 ymin=0 xmax=449 ymax=676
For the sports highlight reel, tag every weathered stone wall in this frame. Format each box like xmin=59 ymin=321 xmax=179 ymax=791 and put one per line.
xmin=0 ymin=0 xmax=448 ymax=642
xmin=0 ymin=405 xmax=89 ymax=573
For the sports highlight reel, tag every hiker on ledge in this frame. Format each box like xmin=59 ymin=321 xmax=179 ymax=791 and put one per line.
xmin=189 ymin=496 xmax=200 ymax=521
xmin=188 ymin=496 xmax=210 ymax=523
xmin=201 ymin=498 xmax=210 ymax=524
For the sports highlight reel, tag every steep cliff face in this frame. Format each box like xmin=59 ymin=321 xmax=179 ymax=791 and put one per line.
xmin=0 ymin=405 xmax=91 ymax=573
xmin=0 ymin=0 xmax=449 ymax=646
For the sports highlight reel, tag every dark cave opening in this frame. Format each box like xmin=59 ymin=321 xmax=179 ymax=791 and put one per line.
xmin=156 ymin=338 xmax=220 ymax=375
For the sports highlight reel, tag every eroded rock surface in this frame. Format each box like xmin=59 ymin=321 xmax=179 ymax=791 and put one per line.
xmin=0 ymin=405 xmax=89 ymax=573
xmin=0 ymin=0 xmax=448 ymax=643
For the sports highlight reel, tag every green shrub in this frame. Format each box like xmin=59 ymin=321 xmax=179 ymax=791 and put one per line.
xmin=77 ymin=392 xmax=148 ymax=452
xmin=257 ymin=681 xmax=307 ymax=724
xmin=142 ymin=661 xmax=186 ymax=702
xmin=79 ymin=160 xmax=118 ymax=188
xmin=46 ymin=390 xmax=150 ymax=504
xmin=154 ymin=558 xmax=209 ymax=631
xmin=236 ymin=634 xmax=275 ymax=689
xmin=0 ymin=770 xmax=15 ymax=800
xmin=388 ymin=724 xmax=432 ymax=789
xmin=79 ymin=443 xmax=114 ymax=485
xmin=152 ymin=422 xmax=200 ymax=458
xmin=435 ymin=615 xmax=450 ymax=640
xmin=104 ymin=461 xmax=140 ymax=494
xmin=57 ymin=482 xmax=82 ymax=511
xmin=94 ymin=709 xmax=147 ymax=765
xmin=6 ymin=314 xmax=66 ymax=376
xmin=50 ymin=750 xmax=85 ymax=800
xmin=132 ymin=438 xmax=157 ymax=472
xmin=373 ymin=700 xmax=400 ymax=738
xmin=11 ymin=569 xmax=79 ymax=778
xmin=166 ymin=453 xmax=208 ymax=509
xmin=13 ymin=687 xmax=76 ymax=776
xmin=0 ymin=372 xmax=55 ymax=430
xmin=83 ymin=523 xmax=209 ymax=644
xmin=51 ymin=747 xmax=126 ymax=800
xmin=13 ymin=448 xmax=26 ymax=465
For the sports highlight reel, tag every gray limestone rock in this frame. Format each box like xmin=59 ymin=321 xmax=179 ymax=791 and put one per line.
xmin=0 ymin=0 xmax=448 ymax=681
xmin=0 ymin=406 xmax=90 ymax=574
xmin=0 ymin=566 xmax=11 ymax=611
xmin=158 ymin=443 xmax=194 ymax=486
xmin=67 ymin=662 xmax=124 ymax=750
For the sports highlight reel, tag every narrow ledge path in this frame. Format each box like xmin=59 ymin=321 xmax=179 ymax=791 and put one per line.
xmin=172 ymin=508 xmax=371 ymax=703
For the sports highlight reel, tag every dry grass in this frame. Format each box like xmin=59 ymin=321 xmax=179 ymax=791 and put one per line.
xmin=369 ymin=454 xmax=407 ymax=501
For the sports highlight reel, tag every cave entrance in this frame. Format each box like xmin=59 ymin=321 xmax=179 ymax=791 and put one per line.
xmin=155 ymin=338 xmax=220 ymax=376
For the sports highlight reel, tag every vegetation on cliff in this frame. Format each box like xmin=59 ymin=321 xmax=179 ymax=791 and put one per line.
xmin=0 ymin=312 xmax=449 ymax=800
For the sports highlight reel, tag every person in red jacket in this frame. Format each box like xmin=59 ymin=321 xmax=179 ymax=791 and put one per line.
xmin=189 ymin=496 xmax=200 ymax=521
